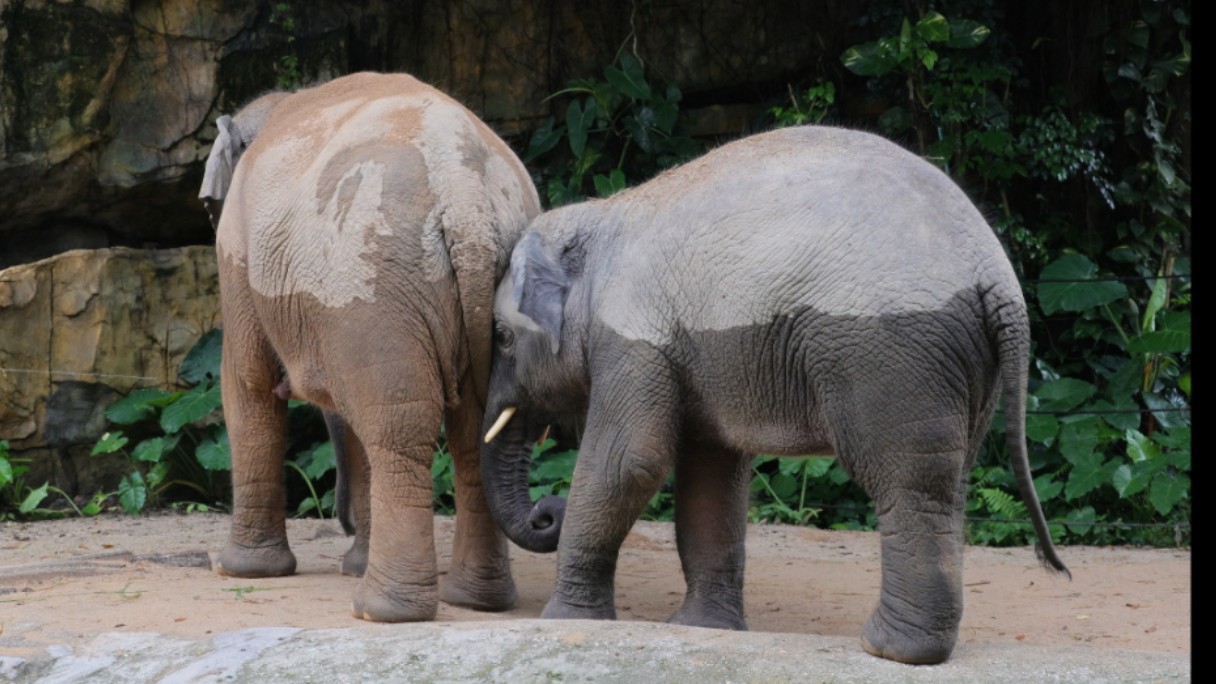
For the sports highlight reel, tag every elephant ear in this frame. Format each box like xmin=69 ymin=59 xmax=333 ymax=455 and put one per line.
xmin=199 ymin=115 xmax=242 ymax=228
xmin=511 ymin=232 xmax=569 ymax=355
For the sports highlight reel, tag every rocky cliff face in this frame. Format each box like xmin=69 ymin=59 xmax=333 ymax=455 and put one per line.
xmin=1 ymin=246 xmax=220 ymax=489
xmin=0 ymin=0 xmax=859 ymax=491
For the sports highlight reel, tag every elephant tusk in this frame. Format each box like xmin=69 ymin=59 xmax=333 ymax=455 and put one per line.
xmin=483 ymin=406 xmax=517 ymax=443
xmin=536 ymin=425 xmax=551 ymax=446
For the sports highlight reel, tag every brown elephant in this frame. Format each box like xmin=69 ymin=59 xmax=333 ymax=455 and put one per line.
xmin=212 ymin=71 xmax=541 ymax=622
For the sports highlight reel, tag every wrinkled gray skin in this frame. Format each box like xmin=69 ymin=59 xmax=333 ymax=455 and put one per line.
xmin=481 ymin=126 xmax=1069 ymax=665
xmin=199 ymin=91 xmax=369 ymax=576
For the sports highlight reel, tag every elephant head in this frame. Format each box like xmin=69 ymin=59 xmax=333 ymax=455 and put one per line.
xmin=198 ymin=91 xmax=291 ymax=228
xmin=480 ymin=227 xmax=595 ymax=553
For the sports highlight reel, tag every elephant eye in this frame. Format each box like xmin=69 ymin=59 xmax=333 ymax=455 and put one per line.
xmin=494 ymin=322 xmax=515 ymax=349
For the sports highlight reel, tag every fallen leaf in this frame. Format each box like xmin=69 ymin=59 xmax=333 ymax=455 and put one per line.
xmin=1145 ymin=625 xmax=1158 ymax=633
xmin=1016 ymin=634 xmax=1026 ymax=641
xmin=1125 ymin=603 xmax=1143 ymax=609
xmin=1076 ymin=615 xmax=1090 ymax=620
xmin=103 ymin=544 xmax=114 ymax=549
xmin=174 ymin=617 xmax=186 ymax=622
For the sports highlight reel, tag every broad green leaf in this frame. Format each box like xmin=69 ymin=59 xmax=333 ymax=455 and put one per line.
xmin=179 ymin=328 xmax=223 ymax=384
xmin=131 ymin=435 xmax=181 ymax=463
xmin=196 ymin=429 xmax=231 ymax=471
xmin=841 ymin=40 xmax=897 ymax=76
xmin=593 ymin=172 xmax=622 ymax=198
xmin=532 ymin=449 xmax=578 ymax=483
xmin=770 ymin=472 xmax=797 ymax=499
xmin=118 ymin=471 xmax=148 ymax=513
xmin=1063 ymin=505 xmax=1097 ymax=535
xmin=898 ymin=19 xmax=913 ymax=57
xmin=1065 ymin=456 xmax=1118 ymax=500
xmin=1034 ymin=378 xmax=1096 ymax=411
xmin=604 ymin=63 xmax=651 ymax=100
xmin=920 ymin=48 xmax=939 ymax=71
xmin=1025 ymin=413 xmax=1058 ymax=445
xmin=566 ymin=99 xmax=595 ymax=159
xmin=1036 ymin=254 xmax=1128 ymax=315
xmin=1083 ymin=398 xmax=1139 ymax=432
xmin=915 ymin=12 xmax=950 ymax=43
xmin=1143 ymin=392 xmax=1190 ymax=429
xmin=0 ymin=457 xmax=11 ymax=486
xmin=19 ymin=482 xmax=49 ymax=513
xmin=806 ymin=457 xmax=834 ymax=478
xmin=1112 ymin=459 xmax=1162 ymax=498
xmin=1059 ymin=419 xmax=1100 ymax=466
xmin=160 ymin=383 xmax=222 ymax=433
xmin=147 ymin=460 xmax=171 ymax=489
xmin=105 ymin=388 xmax=178 ymax=425
xmin=1033 ymin=473 xmax=1063 ymax=503
xmin=1124 ymin=429 xmax=1160 ymax=462
xmin=1128 ymin=329 xmax=1190 ymax=355
xmin=947 ymin=19 xmax=991 ymax=48
xmin=524 ymin=117 xmax=563 ymax=163
xmin=1178 ymin=373 xmax=1191 ymax=398
xmin=92 ymin=431 xmax=130 ymax=456
xmin=828 ymin=461 xmax=852 ymax=485
xmin=297 ymin=497 xmax=317 ymax=516
xmin=1148 ymin=472 xmax=1188 ymax=515
xmin=298 ymin=440 xmax=335 ymax=480
xmin=1141 ymin=278 xmax=1169 ymax=332
xmin=1151 ymin=426 xmax=1191 ymax=450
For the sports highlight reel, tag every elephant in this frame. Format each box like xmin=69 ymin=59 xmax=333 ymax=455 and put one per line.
xmin=479 ymin=125 xmax=1069 ymax=664
xmin=213 ymin=71 xmax=542 ymax=622
xmin=199 ymin=90 xmax=367 ymax=575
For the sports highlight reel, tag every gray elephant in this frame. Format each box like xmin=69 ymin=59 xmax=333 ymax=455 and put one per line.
xmin=214 ymin=71 xmax=542 ymax=622
xmin=199 ymin=90 xmax=368 ymax=576
xmin=480 ymin=125 xmax=1069 ymax=664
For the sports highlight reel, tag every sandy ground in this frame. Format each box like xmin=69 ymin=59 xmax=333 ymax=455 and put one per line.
xmin=0 ymin=512 xmax=1190 ymax=663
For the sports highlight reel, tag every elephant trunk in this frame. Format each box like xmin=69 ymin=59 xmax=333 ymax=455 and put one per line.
xmin=480 ymin=408 xmax=564 ymax=553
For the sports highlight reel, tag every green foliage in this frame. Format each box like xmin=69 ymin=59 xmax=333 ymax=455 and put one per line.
xmin=524 ymin=50 xmax=702 ymax=207
xmin=770 ymin=81 xmax=836 ymax=127
xmin=269 ymin=2 xmax=302 ymax=90
xmin=89 ymin=328 xmax=335 ymax=518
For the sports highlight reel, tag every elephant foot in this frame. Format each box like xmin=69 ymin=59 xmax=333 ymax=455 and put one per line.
xmin=441 ymin=568 xmax=518 ymax=612
xmin=860 ymin=607 xmax=957 ymax=665
xmin=667 ymin=601 xmax=748 ymax=631
xmin=212 ymin=542 xmax=296 ymax=578
xmin=541 ymin=597 xmax=615 ymax=621
xmin=340 ymin=538 xmax=368 ymax=577
xmin=350 ymin=578 xmax=438 ymax=623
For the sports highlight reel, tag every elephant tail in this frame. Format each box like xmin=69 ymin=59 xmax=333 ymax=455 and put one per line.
xmin=991 ymin=280 xmax=1071 ymax=579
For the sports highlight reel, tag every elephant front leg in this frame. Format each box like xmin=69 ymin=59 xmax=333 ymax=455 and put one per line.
xmin=213 ymin=326 xmax=296 ymax=578
xmin=859 ymin=453 xmax=968 ymax=664
xmin=349 ymin=401 xmax=443 ymax=622
xmin=668 ymin=445 xmax=751 ymax=630
xmin=544 ymin=381 xmax=678 ymax=621
xmin=438 ymin=399 xmax=517 ymax=611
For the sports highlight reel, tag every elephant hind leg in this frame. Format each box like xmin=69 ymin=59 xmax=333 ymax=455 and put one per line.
xmin=347 ymin=396 xmax=445 ymax=623
xmin=214 ymin=272 xmax=295 ymax=579
xmin=668 ymin=443 xmax=751 ymax=630
xmin=327 ymin=414 xmax=371 ymax=578
xmin=836 ymin=411 xmax=970 ymax=664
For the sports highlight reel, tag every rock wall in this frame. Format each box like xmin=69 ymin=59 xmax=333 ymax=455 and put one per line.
xmin=1 ymin=0 xmax=862 ymax=266
xmin=0 ymin=246 xmax=220 ymax=490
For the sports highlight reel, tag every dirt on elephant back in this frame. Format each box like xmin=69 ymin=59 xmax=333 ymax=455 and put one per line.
xmin=0 ymin=512 xmax=1190 ymax=661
